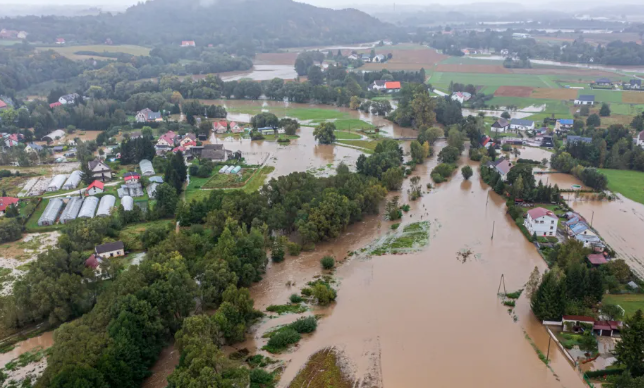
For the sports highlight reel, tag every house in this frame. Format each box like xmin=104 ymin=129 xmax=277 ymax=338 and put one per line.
xmin=95 ymin=241 xmax=125 ymax=259
xmin=0 ymin=197 xmax=19 ymax=217
xmin=524 ymin=207 xmax=558 ymax=237
xmin=491 ymin=118 xmax=510 ymax=132
xmin=200 ymin=144 xmax=227 ymax=161
xmin=360 ymin=54 xmax=371 ymax=62
xmin=213 ymin=120 xmax=227 ymax=134
xmin=636 ymin=130 xmax=644 ymax=148
xmin=576 ymin=234 xmax=605 ymax=251
xmin=370 ymin=80 xmax=387 ymax=91
xmin=567 ymin=136 xmax=592 ymax=144
xmin=56 ymin=38 xmax=65 ymax=44
xmin=348 ymin=54 xmax=359 ymax=60
xmin=565 ymin=216 xmax=591 ymax=237
xmin=510 ymin=119 xmax=535 ymax=131
xmin=181 ymin=40 xmax=196 ymax=47
xmin=0 ymin=100 xmax=7 ymax=110
xmin=491 ymin=158 xmax=512 ymax=180
xmin=52 ymin=145 xmax=64 ymax=153
xmin=595 ymin=78 xmax=612 ymax=86
xmin=135 ymin=108 xmax=162 ymax=123
xmin=373 ymin=54 xmax=386 ymax=63
xmin=156 ymin=131 xmax=177 ymax=152
xmin=85 ymin=254 xmax=103 ymax=270
xmin=3 ymin=133 xmax=19 ymax=147
xmin=25 ymin=143 xmax=43 ymax=153
xmin=587 ymin=253 xmax=608 ymax=267
xmin=628 ymin=79 xmax=642 ymax=90
xmin=562 ymin=315 xmax=596 ymax=333
xmin=535 ymin=127 xmax=548 ymax=137
xmin=575 ymin=95 xmax=595 ymax=105
xmin=558 ymin=119 xmax=574 ymax=129
xmin=180 ymin=133 xmax=197 ymax=147
xmin=105 ymin=38 xmax=113 ymax=45
xmin=49 ymin=102 xmax=62 ymax=109
xmin=229 ymin=122 xmax=243 ymax=133
xmin=58 ymin=93 xmax=79 ymax=105
xmin=541 ymin=136 xmax=555 ymax=148
xmin=593 ymin=321 xmax=622 ymax=337
xmin=88 ymin=159 xmax=112 ymax=181
xmin=451 ymin=92 xmax=472 ymax=104
xmin=198 ymin=133 xmax=208 ymax=141
xmin=86 ymin=180 xmax=105 ymax=195
xmin=123 ymin=172 xmax=141 ymax=184
xmin=384 ymin=81 xmax=401 ymax=92
xmin=512 ymin=33 xmax=531 ymax=39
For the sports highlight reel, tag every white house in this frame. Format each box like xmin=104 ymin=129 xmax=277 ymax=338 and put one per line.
xmin=636 ymin=130 xmax=644 ymax=149
xmin=86 ymin=180 xmax=104 ymax=195
xmin=95 ymin=241 xmax=125 ymax=259
xmin=370 ymin=80 xmax=387 ymax=91
xmin=135 ymin=108 xmax=161 ymax=123
xmin=491 ymin=118 xmax=510 ymax=132
xmin=451 ymin=92 xmax=471 ymax=104
xmin=348 ymin=54 xmax=359 ymax=60
xmin=58 ymin=93 xmax=79 ymax=105
xmin=510 ymin=119 xmax=535 ymax=131
xmin=575 ymin=95 xmax=595 ymax=105
xmin=88 ymin=159 xmax=112 ymax=180
xmin=524 ymin=207 xmax=558 ymax=237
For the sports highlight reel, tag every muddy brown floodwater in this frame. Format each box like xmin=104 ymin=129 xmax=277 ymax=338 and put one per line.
xmin=0 ymin=331 xmax=54 ymax=367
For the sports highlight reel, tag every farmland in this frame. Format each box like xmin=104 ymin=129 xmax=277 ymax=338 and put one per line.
xmin=434 ymin=64 xmax=510 ymax=74
xmin=428 ymin=72 xmax=552 ymax=89
xmin=530 ymin=88 xmax=578 ymax=100
xmin=361 ymin=45 xmax=446 ymax=71
xmin=598 ymin=169 xmax=644 ymax=205
xmin=495 ymin=86 xmax=534 ymax=98
xmin=37 ymin=45 xmax=151 ymax=61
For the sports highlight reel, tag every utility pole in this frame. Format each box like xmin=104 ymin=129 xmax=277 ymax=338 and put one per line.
xmin=591 ymin=210 xmax=594 ymax=227
xmin=491 ymin=221 xmax=495 ymax=240
xmin=486 ymin=191 xmax=489 ymax=206
xmin=497 ymin=274 xmax=507 ymax=295
xmin=546 ymin=335 xmax=552 ymax=363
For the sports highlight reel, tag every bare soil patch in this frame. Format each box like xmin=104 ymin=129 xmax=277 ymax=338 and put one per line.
xmin=530 ymin=88 xmax=578 ymax=100
xmin=435 ymin=64 xmax=510 ymax=74
xmin=622 ymin=91 xmax=644 ymax=104
xmin=495 ymin=86 xmax=534 ymax=98
xmin=255 ymin=52 xmax=298 ymax=66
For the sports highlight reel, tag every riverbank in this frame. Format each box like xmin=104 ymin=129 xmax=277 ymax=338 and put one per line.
xmin=598 ymin=168 xmax=644 ymax=205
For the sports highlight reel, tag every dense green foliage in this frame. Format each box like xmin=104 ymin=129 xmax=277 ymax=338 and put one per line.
xmin=313 ymin=122 xmax=336 ymax=144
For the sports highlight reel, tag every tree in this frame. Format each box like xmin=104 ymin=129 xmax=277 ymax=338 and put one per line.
xmin=381 ymin=167 xmax=404 ymax=191
xmin=531 ymin=270 xmax=565 ymax=321
xmin=349 ymin=96 xmax=360 ymax=110
xmin=600 ymin=103 xmax=611 ymax=117
xmin=410 ymin=140 xmax=426 ymax=164
xmin=250 ymin=112 xmax=279 ymax=129
xmin=0 ymin=218 xmax=22 ymax=243
xmin=307 ymin=66 xmax=324 ymax=86
xmin=186 ymin=113 xmax=196 ymax=126
xmin=410 ymin=176 xmax=422 ymax=200
xmin=501 ymin=111 xmax=511 ymax=119
xmin=461 ymin=165 xmax=473 ymax=180
xmin=447 ymin=128 xmax=465 ymax=152
xmin=494 ymin=178 xmax=505 ymax=195
xmin=385 ymin=196 xmax=402 ymax=221
xmin=587 ymin=113 xmax=601 ymax=127
xmin=313 ymin=122 xmax=336 ymax=144
xmin=602 ymin=303 xmax=625 ymax=321
xmin=615 ymin=310 xmax=644 ymax=377
xmin=438 ymin=146 xmax=460 ymax=164
xmin=154 ymin=183 xmax=179 ymax=218
xmin=411 ymin=92 xmax=436 ymax=128
xmin=580 ymin=105 xmax=590 ymax=117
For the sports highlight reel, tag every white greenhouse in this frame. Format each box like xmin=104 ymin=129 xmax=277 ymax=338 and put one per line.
xmin=97 ymin=195 xmax=116 ymax=217
xmin=38 ymin=198 xmax=64 ymax=226
xmin=218 ymin=165 xmax=229 ymax=174
xmin=121 ymin=196 xmax=134 ymax=211
xmin=60 ymin=197 xmax=84 ymax=224
xmin=47 ymin=174 xmax=68 ymax=192
xmin=78 ymin=196 xmax=99 ymax=219
xmin=63 ymin=171 xmax=82 ymax=190
xmin=139 ymin=159 xmax=155 ymax=176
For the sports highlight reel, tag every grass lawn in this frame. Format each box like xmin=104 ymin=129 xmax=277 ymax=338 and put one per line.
xmin=261 ymin=134 xmax=299 ymax=141
xmin=605 ymin=103 xmax=644 ymax=116
xmin=603 ymin=294 xmax=644 ymax=318
xmin=578 ymin=89 xmax=623 ymax=103
xmin=335 ymin=139 xmax=383 ymax=152
xmin=330 ymin=119 xmax=375 ymax=131
xmin=598 ymin=169 xmax=644 ymax=205
xmin=39 ymin=44 xmax=150 ymax=61
xmin=429 ymin=72 xmax=551 ymax=88
xmin=243 ymin=166 xmax=275 ymax=193
xmin=334 ymin=131 xmax=362 ymax=140
xmin=121 ymin=219 xmax=173 ymax=235
xmin=288 ymin=349 xmax=353 ymax=388
xmin=439 ymin=56 xmax=504 ymax=65
xmin=0 ymin=175 xmax=35 ymax=197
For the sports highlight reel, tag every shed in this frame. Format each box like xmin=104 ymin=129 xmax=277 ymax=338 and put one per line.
xmin=149 ymin=176 xmax=164 ymax=183
xmin=230 ymin=166 xmax=242 ymax=174
xmin=60 ymin=197 xmax=84 ymax=224
xmin=47 ymin=174 xmax=68 ymax=192
xmin=63 ymin=171 xmax=82 ymax=190
xmin=97 ymin=195 xmax=116 ymax=217
xmin=147 ymin=183 xmax=159 ymax=199
xmin=78 ymin=196 xmax=99 ymax=219
xmin=121 ymin=196 xmax=134 ymax=211
xmin=139 ymin=159 xmax=155 ymax=176
xmin=38 ymin=198 xmax=64 ymax=226
xmin=587 ymin=253 xmax=608 ymax=266
xmin=219 ymin=165 xmax=229 ymax=174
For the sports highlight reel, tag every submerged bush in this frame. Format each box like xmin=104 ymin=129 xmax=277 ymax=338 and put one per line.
xmin=289 ymin=316 xmax=317 ymax=334
xmin=320 ymin=256 xmax=335 ymax=270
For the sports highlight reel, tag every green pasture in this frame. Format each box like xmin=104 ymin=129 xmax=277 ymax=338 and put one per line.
xmin=439 ymin=56 xmax=504 ymax=65
xmin=577 ymin=89 xmax=623 ymax=103
xmin=598 ymin=169 xmax=644 ymax=205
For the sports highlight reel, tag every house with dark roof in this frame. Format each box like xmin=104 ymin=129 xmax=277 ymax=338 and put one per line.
xmin=58 ymin=93 xmax=79 ymax=105
xmin=369 ymin=80 xmax=387 ymax=91
xmin=95 ymin=241 xmax=125 ymax=259
xmin=509 ymin=119 xmax=535 ymax=131
xmin=595 ymin=78 xmax=612 ymax=86
xmin=575 ymin=95 xmax=595 ymax=105
xmin=88 ymin=159 xmax=112 ymax=180
xmin=493 ymin=158 xmax=512 ymax=179
xmin=136 ymin=108 xmax=162 ymax=123
xmin=361 ymin=54 xmax=371 ymax=62
xmin=491 ymin=118 xmax=509 ymax=132
xmin=199 ymin=144 xmax=227 ymax=161
xmin=567 ymin=136 xmax=593 ymax=144
xmin=627 ymin=79 xmax=642 ymax=90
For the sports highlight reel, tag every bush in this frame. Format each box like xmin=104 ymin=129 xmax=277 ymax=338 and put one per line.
xmin=265 ymin=328 xmax=301 ymax=353
xmin=250 ymin=369 xmax=275 ymax=386
xmin=301 ymin=288 xmax=312 ymax=297
xmin=401 ymin=204 xmax=410 ymax=212
xmin=287 ymin=242 xmax=301 ymax=256
xmin=502 ymin=144 xmax=512 ymax=152
xmin=311 ymin=282 xmax=337 ymax=305
xmin=321 ymin=256 xmax=335 ymax=270
xmin=391 ymin=223 xmax=400 ymax=230
xmin=289 ymin=294 xmax=303 ymax=303
xmin=289 ymin=316 xmax=317 ymax=333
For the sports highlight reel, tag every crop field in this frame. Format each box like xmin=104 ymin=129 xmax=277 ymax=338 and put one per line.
xmin=434 ymin=64 xmax=510 ymax=74
xmin=622 ymin=91 xmax=644 ymax=104
xmin=495 ymin=86 xmax=534 ymax=97
xmin=39 ymin=45 xmax=151 ymax=60
xmin=254 ymin=52 xmax=298 ymax=66
xmin=510 ymin=68 xmax=618 ymax=77
xmin=577 ymin=89 xmax=623 ymax=103
xmin=530 ymin=88 xmax=578 ymax=100
xmin=361 ymin=45 xmax=447 ymax=71
xmin=439 ymin=56 xmax=504 ymax=65
xmin=428 ymin=72 xmax=551 ymax=89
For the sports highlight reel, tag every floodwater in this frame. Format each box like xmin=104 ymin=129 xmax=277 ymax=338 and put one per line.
xmin=220 ymin=65 xmax=298 ymax=82
xmin=0 ymin=330 xmax=54 ymax=367
xmin=476 ymin=55 xmax=644 ymax=74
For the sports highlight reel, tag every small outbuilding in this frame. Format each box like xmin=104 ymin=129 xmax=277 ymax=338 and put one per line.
xmin=121 ymin=196 xmax=134 ymax=211
xmin=42 ymin=129 xmax=66 ymax=142
xmin=147 ymin=183 xmax=159 ymax=199
xmin=86 ymin=180 xmax=104 ymax=195
xmin=38 ymin=198 xmax=64 ymax=226
xmin=139 ymin=159 xmax=155 ymax=176
xmin=95 ymin=241 xmax=125 ymax=259
xmin=96 ymin=195 xmax=116 ymax=217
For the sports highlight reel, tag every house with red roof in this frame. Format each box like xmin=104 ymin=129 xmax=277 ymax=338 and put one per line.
xmin=85 ymin=254 xmax=103 ymax=270
xmin=86 ymin=180 xmax=105 ymax=195
xmin=524 ymin=207 xmax=558 ymax=238
xmin=155 ymin=131 xmax=177 ymax=153
xmin=181 ymin=41 xmax=196 ymax=47
xmin=0 ymin=197 xmax=19 ymax=217
xmin=586 ymin=253 xmax=608 ymax=267
xmin=123 ymin=172 xmax=141 ymax=184
xmin=0 ymin=100 xmax=7 ymax=110
xmin=49 ymin=102 xmax=62 ymax=109
xmin=56 ymin=38 xmax=65 ymax=44
xmin=179 ymin=133 xmax=197 ymax=147
xmin=213 ymin=120 xmax=228 ymax=134
xmin=229 ymin=122 xmax=243 ymax=133
xmin=384 ymin=81 xmax=401 ymax=91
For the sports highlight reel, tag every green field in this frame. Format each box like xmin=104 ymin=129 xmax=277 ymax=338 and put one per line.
xmin=598 ymin=169 xmax=644 ymax=205
xmin=334 ymin=131 xmax=362 ymax=140
xmin=439 ymin=56 xmax=504 ymax=65
xmin=428 ymin=72 xmax=551 ymax=88
xmin=0 ymin=40 xmax=21 ymax=46
xmin=39 ymin=44 xmax=151 ymax=60
xmin=331 ymin=119 xmax=374 ymax=131
xmin=605 ymin=103 xmax=644 ymax=116
xmin=603 ymin=294 xmax=644 ymax=318
xmin=578 ymin=89 xmax=623 ymax=103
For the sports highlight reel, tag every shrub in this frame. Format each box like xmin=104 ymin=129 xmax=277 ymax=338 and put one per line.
xmin=321 ymin=256 xmax=335 ymax=270
xmin=503 ymin=300 xmax=516 ymax=307
xmin=391 ymin=223 xmax=400 ymax=230
xmin=302 ymin=242 xmax=315 ymax=252
xmin=301 ymin=288 xmax=312 ymax=297
xmin=287 ymin=242 xmax=301 ymax=256
xmin=289 ymin=294 xmax=303 ymax=303
xmin=289 ymin=316 xmax=317 ymax=333
xmin=250 ymin=369 xmax=275 ymax=386
xmin=401 ymin=204 xmax=410 ymax=212
xmin=502 ymin=144 xmax=512 ymax=152
xmin=265 ymin=328 xmax=301 ymax=353
xmin=311 ymin=282 xmax=337 ymax=305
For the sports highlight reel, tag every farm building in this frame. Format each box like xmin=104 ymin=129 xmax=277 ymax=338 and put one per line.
xmin=139 ymin=159 xmax=155 ymax=176
xmin=38 ymin=198 xmax=64 ymax=226
xmin=117 ymin=183 xmax=144 ymax=198
xmin=147 ymin=183 xmax=159 ymax=199
xmin=95 ymin=241 xmax=125 ymax=259
xmin=63 ymin=171 xmax=82 ymax=190
xmin=42 ymin=129 xmax=66 ymax=142
xmin=47 ymin=174 xmax=68 ymax=192
xmin=491 ymin=118 xmax=510 ymax=132
xmin=121 ymin=196 xmax=134 ymax=211
xmin=78 ymin=196 xmax=99 ymax=219
xmin=60 ymin=197 xmax=84 ymax=224
xmin=97 ymin=195 xmax=116 ymax=217
xmin=510 ymin=119 xmax=535 ymax=131
xmin=575 ymin=95 xmax=595 ymax=105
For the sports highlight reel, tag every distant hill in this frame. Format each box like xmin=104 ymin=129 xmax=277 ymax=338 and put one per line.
xmin=2 ymin=0 xmax=399 ymax=49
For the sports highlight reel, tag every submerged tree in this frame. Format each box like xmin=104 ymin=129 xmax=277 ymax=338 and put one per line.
xmin=313 ymin=122 xmax=336 ymax=144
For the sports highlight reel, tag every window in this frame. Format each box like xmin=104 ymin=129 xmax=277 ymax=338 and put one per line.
xmin=550 ymin=227 xmax=553 ymax=230
xmin=551 ymin=221 xmax=554 ymax=224
xmin=549 ymin=232 xmax=553 ymax=236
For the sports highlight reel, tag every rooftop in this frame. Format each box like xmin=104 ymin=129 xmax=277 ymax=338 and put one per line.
xmin=95 ymin=241 xmax=124 ymax=254
xmin=527 ymin=207 xmax=557 ymax=220
xmin=578 ymin=95 xmax=595 ymax=102
xmin=562 ymin=315 xmax=595 ymax=322
xmin=587 ymin=253 xmax=608 ymax=265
